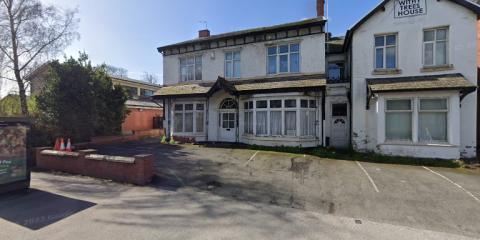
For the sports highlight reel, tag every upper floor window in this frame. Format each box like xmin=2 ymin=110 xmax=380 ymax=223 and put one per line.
xmin=267 ymin=43 xmax=300 ymax=74
xmin=375 ymin=34 xmax=397 ymax=69
xmin=423 ymin=28 xmax=448 ymax=66
xmin=180 ymin=55 xmax=202 ymax=81
xmin=140 ymin=89 xmax=155 ymax=97
xmin=225 ymin=51 xmax=241 ymax=78
xmin=327 ymin=62 xmax=345 ymax=82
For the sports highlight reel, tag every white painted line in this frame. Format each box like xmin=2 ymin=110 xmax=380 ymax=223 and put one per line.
xmin=423 ymin=166 xmax=480 ymax=204
xmin=245 ymin=151 xmax=260 ymax=167
xmin=356 ymin=161 xmax=380 ymax=193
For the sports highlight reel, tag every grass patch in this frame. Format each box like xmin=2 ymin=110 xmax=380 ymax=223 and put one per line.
xmin=247 ymin=145 xmax=461 ymax=168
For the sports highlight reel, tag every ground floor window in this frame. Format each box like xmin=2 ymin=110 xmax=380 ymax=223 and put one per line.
xmin=174 ymin=102 xmax=205 ymax=134
xmin=243 ymin=97 xmax=317 ymax=137
xmin=385 ymin=98 xmax=448 ymax=143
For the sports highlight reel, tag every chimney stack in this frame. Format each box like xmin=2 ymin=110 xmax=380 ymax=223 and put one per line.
xmin=199 ymin=29 xmax=210 ymax=38
xmin=317 ymin=0 xmax=325 ymax=17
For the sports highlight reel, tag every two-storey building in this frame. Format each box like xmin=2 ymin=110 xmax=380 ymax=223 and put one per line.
xmin=346 ymin=0 xmax=479 ymax=159
xmin=154 ymin=1 xmax=329 ymax=147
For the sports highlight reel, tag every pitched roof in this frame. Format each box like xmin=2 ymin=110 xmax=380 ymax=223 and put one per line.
xmin=367 ymin=73 xmax=476 ymax=93
xmin=153 ymin=73 xmax=326 ymax=98
xmin=125 ymin=99 xmax=163 ymax=109
xmin=344 ymin=0 xmax=480 ymax=51
xmin=110 ymin=76 xmax=161 ymax=88
xmin=157 ymin=17 xmax=326 ymax=53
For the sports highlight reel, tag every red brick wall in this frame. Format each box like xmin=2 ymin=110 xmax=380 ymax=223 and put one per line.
xmin=122 ymin=108 xmax=163 ymax=132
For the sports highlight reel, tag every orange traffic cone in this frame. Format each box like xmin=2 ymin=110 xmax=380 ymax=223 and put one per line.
xmin=66 ymin=138 xmax=72 ymax=152
xmin=54 ymin=138 xmax=60 ymax=151
xmin=60 ymin=138 xmax=65 ymax=151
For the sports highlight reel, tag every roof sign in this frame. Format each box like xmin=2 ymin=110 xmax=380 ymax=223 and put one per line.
xmin=394 ymin=0 xmax=427 ymax=18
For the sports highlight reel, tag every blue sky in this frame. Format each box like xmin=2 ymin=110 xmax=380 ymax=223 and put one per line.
xmin=1 ymin=0 xmax=381 ymax=96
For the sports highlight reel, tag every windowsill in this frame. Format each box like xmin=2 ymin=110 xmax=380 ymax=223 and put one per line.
xmin=267 ymin=72 xmax=301 ymax=77
xmin=379 ymin=141 xmax=457 ymax=147
xmin=372 ymin=69 xmax=402 ymax=75
xmin=243 ymin=134 xmax=317 ymax=141
xmin=420 ymin=64 xmax=454 ymax=73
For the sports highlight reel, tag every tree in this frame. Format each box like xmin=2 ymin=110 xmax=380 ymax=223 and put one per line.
xmin=105 ymin=64 xmax=128 ymax=78
xmin=36 ymin=54 xmax=128 ymax=142
xmin=0 ymin=0 xmax=79 ymax=116
xmin=142 ymin=71 xmax=159 ymax=84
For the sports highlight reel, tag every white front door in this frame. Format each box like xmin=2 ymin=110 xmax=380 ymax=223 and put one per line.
xmin=331 ymin=103 xmax=349 ymax=148
xmin=219 ymin=112 xmax=237 ymax=142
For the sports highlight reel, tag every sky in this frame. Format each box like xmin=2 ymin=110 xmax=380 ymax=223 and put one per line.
xmin=1 ymin=0 xmax=381 ymax=97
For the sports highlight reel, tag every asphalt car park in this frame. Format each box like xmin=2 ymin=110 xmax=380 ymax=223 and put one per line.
xmin=91 ymin=140 xmax=480 ymax=238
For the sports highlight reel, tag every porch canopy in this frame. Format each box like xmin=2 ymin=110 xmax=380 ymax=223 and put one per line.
xmin=366 ymin=73 xmax=477 ymax=108
xmin=152 ymin=73 xmax=327 ymax=99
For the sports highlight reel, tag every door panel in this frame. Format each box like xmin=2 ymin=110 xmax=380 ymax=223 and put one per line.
xmin=219 ymin=112 xmax=236 ymax=142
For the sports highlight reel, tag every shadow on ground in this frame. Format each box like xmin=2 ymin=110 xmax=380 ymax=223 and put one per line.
xmin=0 ymin=189 xmax=95 ymax=230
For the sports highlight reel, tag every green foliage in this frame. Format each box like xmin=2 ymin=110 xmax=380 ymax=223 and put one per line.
xmin=246 ymin=145 xmax=461 ymax=168
xmin=0 ymin=95 xmax=37 ymax=117
xmin=35 ymin=53 xmax=128 ymax=143
xmin=161 ymin=135 xmax=167 ymax=144
xmin=169 ymin=137 xmax=176 ymax=144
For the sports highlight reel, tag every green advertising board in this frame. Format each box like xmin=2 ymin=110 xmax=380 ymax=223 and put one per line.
xmin=0 ymin=124 xmax=28 ymax=185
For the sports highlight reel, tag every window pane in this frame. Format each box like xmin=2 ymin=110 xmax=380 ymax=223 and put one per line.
xmin=187 ymin=65 xmax=194 ymax=80
xmin=225 ymin=52 xmax=233 ymax=60
xmin=184 ymin=113 xmax=193 ymax=132
xmin=279 ymin=55 xmax=289 ymax=72
xmin=256 ymin=111 xmax=268 ymax=135
xmin=185 ymin=104 xmax=194 ymax=110
xmin=386 ymin=112 xmax=412 ymax=141
xmin=187 ymin=57 xmax=194 ymax=65
xmin=386 ymin=35 xmax=396 ymax=46
xmin=196 ymin=112 xmax=204 ymax=132
xmin=436 ymin=41 xmax=447 ymax=65
xmin=180 ymin=58 xmax=186 ymax=66
xmin=195 ymin=56 xmax=202 ymax=64
xmin=228 ymin=113 xmax=235 ymax=128
xmin=181 ymin=66 xmax=188 ymax=81
xmin=375 ymin=36 xmax=385 ymax=47
xmin=419 ymin=112 xmax=447 ymax=142
xmin=195 ymin=64 xmax=202 ymax=80
xmin=175 ymin=104 xmax=183 ymax=111
xmin=285 ymin=99 xmax=296 ymax=108
xmin=233 ymin=60 xmax=241 ymax=77
xmin=268 ymin=56 xmax=277 ymax=74
xmin=270 ymin=111 xmax=282 ymax=135
xmin=386 ymin=46 xmax=396 ymax=69
xmin=420 ymin=99 xmax=447 ymax=110
xmin=196 ymin=104 xmax=204 ymax=110
xmin=290 ymin=43 xmax=300 ymax=52
xmin=268 ymin=46 xmax=277 ymax=55
xmin=436 ymin=29 xmax=447 ymax=41
xmin=244 ymin=112 xmax=250 ymax=134
xmin=244 ymin=102 xmax=249 ymax=109
xmin=249 ymin=101 xmax=253 ymax=109
xmin=225 ymin=61 xmax=233 ymax=77
xmin=386 ymin=100 xmax=411 ymax=111
xmin=375 ymin=48 xmax=384 ymax=69
xmin=424 ymin=30 xmax=434 ymax=42
xmin=285 ymin=111 xmax=297 ymax=136
xmin=270 ymin=100 xmax=282 ymax=108
xmin=309 ymin=100 xmax=317 ymax=108
xmin=233 ymin=51 xmax=241 ymax=60
xmin=301 ymin=100 xmax=308 ymax=108
xmin=279 ymin=45 xmax=289 ymax=53
xmin=174 ymin=113 xmax=183 ymax=132
xmin=332 ymin=104 xmax=347 ymax=116
xmin=290 ymin=53 xmax=300 ymax=72
xmin=424 ymin=43 xmax=434 ymax=66
xmin=308 ymin=111 xmax=316 ymax=136
xmin=256 ymin=100 xmax=267 ymax=108
xmin=300 ymin=110 xmax=309 ymax=136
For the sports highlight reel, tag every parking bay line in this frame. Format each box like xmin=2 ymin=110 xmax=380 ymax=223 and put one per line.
xmin=423 ymin=166 xmax=480 ymax=204
xmin=245 ymin=151 xmax=260 ymax=167
xmin=356 ymin=161 xmax=380 ymax=193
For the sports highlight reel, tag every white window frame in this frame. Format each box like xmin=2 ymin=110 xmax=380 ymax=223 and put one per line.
xmin=179 ymin=55 xmax=202 ymax=81
xmin=242 ymin=97 xmax=317 ymax=138
xmin=244 ymin=101 xmax=254 ymax=134
xmin=225 ymin=50 xmax=241 ymax=78
xmin=374 ymin=34 xmax=398 ymax=70
xmin=423 ymin=27 xmax=449 ymax=67
xmin=173 ymin=102 xmax=205 ymax=134
xmin=417 ymin=98 xmax=449 ymax=143
xmin=267 ymin=43 xmax=300 ymax=75
xmin=384 ymin=98 xmax=413 ymax=142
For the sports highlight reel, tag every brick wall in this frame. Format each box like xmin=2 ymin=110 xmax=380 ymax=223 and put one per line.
xmin=122 ymin=108 xmax=163 ymax=132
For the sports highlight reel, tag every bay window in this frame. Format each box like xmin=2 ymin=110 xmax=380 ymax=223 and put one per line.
xmin=423 ymin=28 xmax=448 ymax=66
xmin=173 ymin=102 xmax=205 ymax=134
xmin=243 ymin=97 xmax=317 ymax=138
xmin=180 ymin=55 xmax=202 ymax=81
xmin=267 ymin=43 xmax=300 ymax=74
xmin=418 ymin=99 xmax=448 ymax=143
